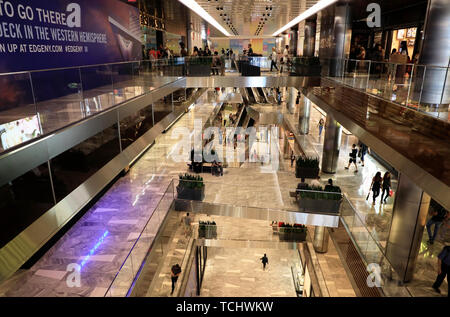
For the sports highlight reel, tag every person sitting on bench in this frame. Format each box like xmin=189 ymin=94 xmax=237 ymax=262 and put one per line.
xmin=212 ymin=160 xmax=223 ymax=176
xmin=296 ymin=178 xmax=308 ymax=191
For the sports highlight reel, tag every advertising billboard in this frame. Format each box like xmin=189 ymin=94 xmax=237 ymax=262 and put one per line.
xmin=0 ymin=0 xmax=142 ymax=73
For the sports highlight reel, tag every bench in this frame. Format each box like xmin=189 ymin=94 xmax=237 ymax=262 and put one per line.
xmin=289 ymin=191 xmax=299 ymax=201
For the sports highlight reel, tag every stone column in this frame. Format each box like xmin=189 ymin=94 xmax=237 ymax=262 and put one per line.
xmin=298 ymin=95 xmax=311 ymax=135
xmin=416 ymin=0 xmax=450 ymax=107
xmin=385 ymin=173 xmax=431 ymax=282
xmin=287 ymin=87 xmax=297 ymax=114
xmin=303 ymin=15 xmax=317 ymax=57
xmin=321 ymin=115 xmax=342 ymax=174
xmin=313 ymin=226 xmax=330 ymax=253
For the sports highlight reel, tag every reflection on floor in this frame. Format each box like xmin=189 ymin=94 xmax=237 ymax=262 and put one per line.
xmin=281 ymin=95 xmax=448 ymax=297
xmin=0 ymin=91 xmax=218 ymax=297
xmin=200 ymin=247 xmax=298 ymax=297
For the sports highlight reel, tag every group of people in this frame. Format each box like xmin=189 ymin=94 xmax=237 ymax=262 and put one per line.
xmin=368 ymin=171 xmax=392 ymax=205
xmin=268 ymin=45 xmax=291 ymax=73
xmin=345 ymin=143 xmax=369 ymax=173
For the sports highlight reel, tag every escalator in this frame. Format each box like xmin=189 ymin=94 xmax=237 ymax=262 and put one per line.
xmin=256 ymin=87 xmax=269 ymax=104
xmin=251 ymin=87 xmax=263 ymax=103
xmin=246 ymin=88 xmax=256 ymax=104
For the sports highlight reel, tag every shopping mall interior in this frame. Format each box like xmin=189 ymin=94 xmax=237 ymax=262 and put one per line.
xmin=0 ymin=0 xmax=449 ymax=299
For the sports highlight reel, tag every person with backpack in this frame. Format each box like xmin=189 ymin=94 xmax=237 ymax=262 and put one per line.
xmin=260 ymin=254 xmax=269 ymax=270
xmin=432 ymin=245 xmax=450 ymax=296
xmin=170 ymin=264 xmax=182 ymax=295
xmin=426 ymin=206 xmax=449 ymax=245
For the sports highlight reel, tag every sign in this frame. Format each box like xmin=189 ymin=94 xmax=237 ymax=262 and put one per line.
xmin=0 ymin=0 xmax=142 ymax=73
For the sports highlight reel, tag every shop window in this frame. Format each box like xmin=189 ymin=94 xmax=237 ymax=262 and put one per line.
xmin=50 ymin=123 xmax=120 ymax=202
xmin=0 ymin=163 xmax=54 ymax=248
xmin=119 ymin=103 xmax=154 ymax=150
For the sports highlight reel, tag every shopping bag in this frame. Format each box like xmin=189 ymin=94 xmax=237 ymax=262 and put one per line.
xmin=389 ymin=189 xmax=394 ymax=197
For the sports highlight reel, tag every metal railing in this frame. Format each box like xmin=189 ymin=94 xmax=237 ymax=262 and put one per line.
xmin=340 ymin=195 xmax=412 ymax=297
xmin=104 ymin=180 xmax=175 ymax=297
xmin=319 ymin=58 xmax=450 ymax=122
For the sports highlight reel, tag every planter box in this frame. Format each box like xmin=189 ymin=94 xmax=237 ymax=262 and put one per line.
xmin=279 ymin=229 xmax=307 ymax=242
xmin=296 ymin=167 xmax=320 ymax=179
xmin=176 ymin=185 xmax=205 ymax=201
xmin=188 ymin=64 xmax=211 ymax=76
xmin=198 ymin=225 xmax=217 ymax=239
xmin=298 ymin=198 xmax=342 ymax=213
xmin=293 ymin=65 xmax=321 ymax=76
xmin=175 ymin=185 xmax=205 ymax=211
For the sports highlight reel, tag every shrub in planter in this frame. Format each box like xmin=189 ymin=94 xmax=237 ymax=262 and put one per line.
xmin=278 ymin=223 xmax=307 ymax=241
xmin=292 ymin=57 xmax=321 ymax=76
xmin=198 ymin=220 xmax=217 ymax=239
xmin=175 ymin=174 xmax=205 ymax=210
xmin=297 ymin=184 xmax=343 ymax=213
xmin=295 ymin=156 xmax=320 ymax=179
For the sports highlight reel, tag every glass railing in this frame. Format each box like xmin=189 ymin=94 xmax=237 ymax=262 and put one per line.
xmin=173 ymin=177 xmax=343 ymax=216
xmin=0 ymin=60 xmax=184 ymax=154
xmin=104 ymin=180 xmax=174 ymax=297
xmin=340 ymin=195 xmax=412 ymax=297
xmin=320 ymin=58 xmax=450 ymax=122
xmin=142 ymin=211 xmax=197 ymax=297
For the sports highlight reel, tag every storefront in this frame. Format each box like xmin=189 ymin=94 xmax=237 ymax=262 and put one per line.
xmin=390 ymin=27 xmax=418 ymax=59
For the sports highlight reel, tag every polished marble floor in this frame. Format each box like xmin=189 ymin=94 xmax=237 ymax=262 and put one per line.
xmin=281 ymin=95 xmax=448 ymax=297
xmin=0 ymin=91 xmax=218 ymax=297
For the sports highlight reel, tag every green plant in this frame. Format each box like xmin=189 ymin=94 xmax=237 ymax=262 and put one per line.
xmin=297 ymin=184 xmax=342 ymax=201
xmin=296 ymin=156 xmax=320 ymax=169
xmin=179 ymin=173 xmax=204 ymax=189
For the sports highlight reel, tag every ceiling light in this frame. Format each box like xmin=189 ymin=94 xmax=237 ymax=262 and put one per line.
xmin=272 ymin=0 xmax=338 ymax=36
xmin=178 ymin=0 xmax=230 ymax=36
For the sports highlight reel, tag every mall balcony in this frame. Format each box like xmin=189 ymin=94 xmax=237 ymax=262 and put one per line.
xmin=0 ymin=0 xmax=449 ymax=299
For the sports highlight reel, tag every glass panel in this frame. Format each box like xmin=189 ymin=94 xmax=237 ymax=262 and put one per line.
xmin=119 ymin=103 xmax=154 ymax=151
xmin=80 ymin=65 xmax=114 ymax=116
xmin=153 ymin=95 xmax=173 ymax=126
xmin=50 ymin=123 xmax=120 ymax=202
xmin=0 ymin=73 xmax=41 ymax=153
xmin=0 ymin=162 xmax=54 ymax=248
xmin=32 ymin=68 xmax=83 ymax=134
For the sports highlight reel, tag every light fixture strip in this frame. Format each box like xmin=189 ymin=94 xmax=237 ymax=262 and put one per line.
xmin=178 ymin=0 xmax=230 ymax=36
xmin=272 ymin=0 xmax=339 ymax=36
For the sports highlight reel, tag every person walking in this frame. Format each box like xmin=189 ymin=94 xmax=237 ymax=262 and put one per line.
xmin=358 ymin=142 xmax=369 ymax=167
xmin=170 ymin=264 xmax=182 ymax=295
xmin=270 ymin=47 xmax=279 ymax=72
xmin=280 ymin=45 xmax=289 ymax=73
xmin=380 ymin=171 xmax=392 ymax=204
xmin=290 ymin=151 xmax=296 ymax=168
xmin=260 ymin=254 xmax=269 ymax=270
xmin=181 ymin=212 xmax=192 ymax=237
xmin=318 ymin=118 xmax=324 ymax=137
xmin=369 ymin=172 xmax=382 ymax=205
xmin=426 ymin=206 xmax=449 ymax=245
xmin=432 ymin=245 xmax=450 ymax=296
xmin=345 ymin=144 xmax=359 ymax=172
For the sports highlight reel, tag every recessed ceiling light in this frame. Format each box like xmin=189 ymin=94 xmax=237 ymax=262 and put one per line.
xmin=178 ymin=0 xmax=230 ymax=36
xmin=273 ymin=0 xmax=338 ymax=36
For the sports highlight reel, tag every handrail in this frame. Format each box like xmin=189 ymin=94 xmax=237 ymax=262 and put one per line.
xmin=104 ymin=179 xmax=175 ymax=296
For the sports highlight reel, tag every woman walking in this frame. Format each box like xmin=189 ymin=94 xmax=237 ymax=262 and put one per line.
xmin=380 ymin=172 xmax=391 ymax=204
xmin=369 ymin=172 xmax=383 ymax=205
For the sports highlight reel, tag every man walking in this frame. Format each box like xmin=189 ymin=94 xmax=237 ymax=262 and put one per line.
xmin=426 ymin=206 xmax=448 ymax=245
xmin=270 ymin=47 xmax=278 ymax=72
xmin=170 ymin=264 xmax=182 ymax=295
xmin=260 ymin=254 xmax=269 ymax=270
xmin=432 ymin=245 xmax=450 ymax=296
xmin=181 ymin=212 xmax=193 ymax=237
